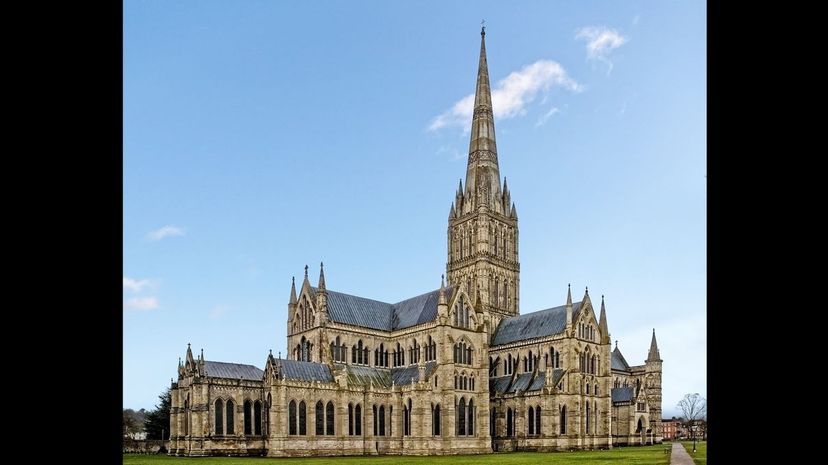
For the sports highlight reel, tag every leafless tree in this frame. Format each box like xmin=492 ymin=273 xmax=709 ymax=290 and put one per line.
xmin=677 ymin=393 xmax=706 ymax=451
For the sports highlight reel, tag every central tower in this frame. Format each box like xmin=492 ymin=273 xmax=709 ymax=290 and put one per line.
xmin=447 ymin=27 xmax=520 ymax=332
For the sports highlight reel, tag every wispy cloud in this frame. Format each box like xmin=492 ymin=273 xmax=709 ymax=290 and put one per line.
xmin=209 ymin=305 xmax=228 ymax=320
xmin=147 ymin=225 xmax=185 ymax=241
xmin=123 ymin=276 xmax=152 ymax=293
xmin=429 ymin=59 xmax=581 ymax=132
xmin=575 ymin=26 xmax=628 ymax=74
xmin=535 ymin=106 xmax=560 ymax=127
xmin=124 ymin=296 xmax=159 ymax=311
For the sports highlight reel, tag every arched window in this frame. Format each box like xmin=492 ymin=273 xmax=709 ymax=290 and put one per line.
xmin=468 ymin=399 xmax=475 ymax=435
xmin=373 ymin=405 xmax=378 ymax=436
xmin=214 ymin=399 xmax=224 ymax=435
xmin=244 ymin=400 xmax=252 ymax=435
xmin=355 ymin=404 xmax=362 ymax=436
xmin=265 ymin=394 xmax=271 ymax=435
xmin=586 ymin=383 xmax=591 ymax=395
xmin=226 ymin=399 xmax=235 ymax=435
xmin=379 ymin=405 xmax=386 ymax=436
xmin=183 ymin=399 xmax=188 ymax=436
xmin=494 ymin=277 xmax=499 ymax=307
xmin=404 ymin=399 xmax=412 ymax=436
xmin=536 ymin=406 xmax=542 ymax=435
xmin=490 ymin=407 xmax=496 ymax=437
xmin=528 ymin=406 xmax=535 ymax=435
xmin=506 ymin=407 xmax=513 ymax=437
xmin=316 ymin=401 xmax=324 ymax=435
xmin=595 ymin=385 xmax=599 ymax=396
xmin=457 ymin=397 xmax=466 ymax=436
xmin=326 ymin=401 xmax=334 ymax=435
xmin=348 ymin=403 xmax=354 ymax=436
xmin=254 ymin=401 xmax=262 ymax=435
xmin=389 ymin=406 xmax=393 ymax=436
xmin=586 ymin=402 xmax=591 ymax=434
xmin=559 ymin=405 xmax=567 ymax=434
xmin=352 ymin=345 xmax=357 ymax=364
xmin=555 ymin=350 xmax=560 ymax=368
xmin=433 ymin=403 xmax=441 ymax=436
xmin=298 ymin=401 xmax=307 ymax=435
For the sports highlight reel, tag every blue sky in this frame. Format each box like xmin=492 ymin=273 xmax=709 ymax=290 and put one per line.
xmin=124 ymin=1 xmax=706 ymax=418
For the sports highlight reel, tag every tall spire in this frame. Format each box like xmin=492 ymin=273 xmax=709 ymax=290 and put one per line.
xmin=598 ymin=295 xmax=610 ymax=344
xmin=647 ymin=328 xmax=662 ymax=361
xmin=289 ymin=276 xmax=297 ymax=304
xmin=318 ymin=262 xmax=326 ymax=291
xmin=466 ymin=25 xmax=501 ymax=200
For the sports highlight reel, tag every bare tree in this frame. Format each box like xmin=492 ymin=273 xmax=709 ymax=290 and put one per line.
xmin=677 ymin=393 xmax=706 ymax=451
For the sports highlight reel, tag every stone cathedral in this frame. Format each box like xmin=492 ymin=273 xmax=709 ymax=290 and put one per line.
xmin=168 ymin=28 xmax=663 ymax=457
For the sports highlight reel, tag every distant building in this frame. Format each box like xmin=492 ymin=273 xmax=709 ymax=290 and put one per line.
xmin=168 ymin=27 xmax=663 ymax=457
xmin=661 ymin=418 xmax=680 ymax=440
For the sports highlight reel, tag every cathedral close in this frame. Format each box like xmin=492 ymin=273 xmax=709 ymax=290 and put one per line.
xmin=169 ymin=28 xmax=663 ymax=457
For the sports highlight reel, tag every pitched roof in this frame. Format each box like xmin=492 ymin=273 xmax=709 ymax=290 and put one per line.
xmin=612 ymin=386 xmax=636 ymax=403
xmin=322 ymin=287 xmax=454 ymax=332
xmin=203 ymin=361 xmax=264 ymax=381
xmin=491 ymin=302 xmax=582 ymax=346
xmin=337 ymin=362 xmax=438 ymax=388
xmin=279 ymin=359 xmax=333 ymax=382
xmin=488 ymin=368 xmax=563 ymax=395
xmin=611 ymin=347 xmax=631 ymax=371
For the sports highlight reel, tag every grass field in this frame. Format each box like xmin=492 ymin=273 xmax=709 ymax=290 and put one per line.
xmin=680 ymin=441 xmax=706 ymax=465
xmin=125 ymin=445 xmax=671 ymax=465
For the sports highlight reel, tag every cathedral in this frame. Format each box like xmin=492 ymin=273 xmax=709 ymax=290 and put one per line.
xmin=168 ymin=28 xmax=663 ymax=457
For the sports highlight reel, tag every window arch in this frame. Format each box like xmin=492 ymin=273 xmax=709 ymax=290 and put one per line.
xmin=379 ymin=405 xmax=385 ymax=436
xmin=457 ymin=397 xmax=466 ymax=436
xmin=226 ymin=399 xmax=235 ymax=435
xmin=254 ymin=401 xmax=262 ymax=435
xmin=528 ymin=406 xmax=535 ymax=435
xmin=586 ymin=402 xmax=591 ymax=434
xmin=355 ymin=404 xmax=362 ymax=436
xmin=214 ymin=399 xmax=224 ymax=435
xmin=559 ymin=405 xmax=567 ymax=434
xmin=348 ymin=403 xmax=354 ymax=436
xmin=506 ymin=407 xmax=514 ymax=437
xmin=403 ymin=399 xmax=412 ymax=436
xmin=453 ymin=340 xmax=473 ymax=365
xmin=468 ymin=399 xmax=475 ymax=435
xmin=298 ymin=401 xmax=306 ymax=435
xmin=432 ymin=403 xmax=441 ymax=436
xmin=244 ymin=400 xmax=253 ymax=435
xmin=326 ymin=401 xmax=334 ymax=435
xmin=316 ymin=401 xmax=324 ymax=435
xmin=536 ymin=406 xmax=541 ymax=435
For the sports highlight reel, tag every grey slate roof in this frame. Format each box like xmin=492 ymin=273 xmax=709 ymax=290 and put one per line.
xmin=279 ymin=359 xmax=333 ymax=383
xmin=322 ymin=287 xmax=454 ymax=332
xmin=611 ymin=347 xmax=630 ymax=371
xmin=337 ymin=362 xmax=438 ymax=388
xmin=612 ymin=387 xmax=635 ymax=403
xmin=489 ymin=376 xmax=513 ymax=395
xmin=492 ymin=302 xmax=582 ymax=346
xmin=488 ymin=369 xmax=562 ymax=395
xmin=203 ymin=361 xmax=264 ymax=381
xmin=391 ymin=362 xmax=438 ymax=386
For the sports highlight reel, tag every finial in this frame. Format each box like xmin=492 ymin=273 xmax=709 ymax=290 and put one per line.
xmin=269 ymin=349 xmax=273 ymax=356
xmin=481 ymin=19 xmax=486 ymax=35
xmin=304 ymin=265 xmax=308 ymax=278
xmin=585 ymin=286 xmax=589 ymax=295
xmin=568 ymin=283 xmax=570 ymax=289
xmin=615 ymin=340 xmax=618 ymax=349
xmin=278 ymin=351 xmax=281 ymax=359
xmin=187 ymin=342 xmax=191 ymax=348
xmin=292 ymin=276 xmax=295 ymax=285
xmin=441 ymin=274 xmax=445 ymax=287
xmin=321 ymin=261 xmax=324 ymax=269
xmin=200 ymin=348 xmax=204 ymax=359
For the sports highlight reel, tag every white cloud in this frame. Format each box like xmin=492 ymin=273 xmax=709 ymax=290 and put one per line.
xmin=123 ymin=276 xmax=152 ymax=293
xmin=575 ymin=26 xmax=628 ymax=74
xmin=209 ymin=305 xmax=228 ymax=320
xmin=124 ymin=296 xmax=159 ymax=311
xmin=147 ymin=225 xmax=185 ymax=241
xmin=535 ymin=106 xmax=560 ymax=127
xmin=429 ymin=59 xmax=581 ymax=132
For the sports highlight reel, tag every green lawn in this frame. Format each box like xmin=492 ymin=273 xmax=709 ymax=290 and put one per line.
xmin=125 ymin=445 xmax=670 ymax=465
xmin=680 ymin=441 xmax=706 ymax=465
